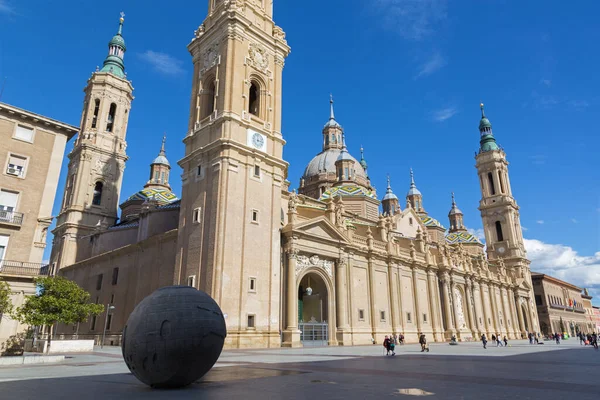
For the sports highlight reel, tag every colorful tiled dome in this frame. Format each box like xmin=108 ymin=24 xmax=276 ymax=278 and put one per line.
xmin=320 ymin=184 xmax=376 ymax=200
xmin=446 ymin=231 xmax=483 ymax=245
xmin=127 ymin=188 xmax=178 ymax=205
xmin=420 ymin=215 xmax=445 ymax=229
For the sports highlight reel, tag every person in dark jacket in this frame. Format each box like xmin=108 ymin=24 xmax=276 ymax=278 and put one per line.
xmin=419 ymin=333 xmax=429 ymax=352
xmin=481 ymin=334 xmax=487 ymax=349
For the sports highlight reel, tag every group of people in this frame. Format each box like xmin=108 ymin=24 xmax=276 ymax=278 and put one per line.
xmin=382 ymin=334 xmax=405 ymax=356
xmin=480 ymin=334 xmax=508 ymax=349
xmin=577 ymin=332 xmax=599 ymax=349
xmin=527 ymin=332 xmax=540 ymax=344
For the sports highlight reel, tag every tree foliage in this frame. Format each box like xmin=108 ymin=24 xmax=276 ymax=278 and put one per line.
xmin=13 ymin=276 xmax=104 ymax=327
xmin=0 ymin=279 xmax=12 ymax=316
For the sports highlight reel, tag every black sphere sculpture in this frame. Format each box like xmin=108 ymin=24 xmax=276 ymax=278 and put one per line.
xmin=122 ymin=286 xmax=227 ymax=388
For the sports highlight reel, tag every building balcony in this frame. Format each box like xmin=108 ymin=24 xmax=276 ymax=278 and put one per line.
xmin=0 ymin=210 xmax=24 ymax=227
xmin=0 ymin=260 xmax=50 ymax=278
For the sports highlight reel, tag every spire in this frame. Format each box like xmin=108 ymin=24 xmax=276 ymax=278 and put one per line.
xmin=359 ymin=145 xmax=368 ymax=172
xmin=383 ymin=174 xmax=398 ymax=201
xmin=324 ymin=95 xmax=342 ymax=130
xmin=407 ymin=168 xmax=421 ymax=196
xmin=100 ymin=12 xmax=127 ymax=79
xmin=330 ymin=93 xmax=335 ymax=120
xmin=478 ymin=102 xmax=499 ymax=153
xmin=449 ymin=192 xmax=463 ymax=215
xmin=151 ymin=134 xmax=170 ymax=166
xmin=160 ymin=133 xmax=166 ymax=156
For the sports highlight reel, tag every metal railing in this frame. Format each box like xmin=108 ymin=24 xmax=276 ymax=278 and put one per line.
xmin=299 ymin=322 xmax=329 ymax=347
xmin=0 ymin=260 xmax=50 ymax=277
xmin=0 ymin=210 xmax=24 ymax=226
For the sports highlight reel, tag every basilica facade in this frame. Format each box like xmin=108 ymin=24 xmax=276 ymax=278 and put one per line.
xmin=53 ymin=1 xmax=539 ymax=348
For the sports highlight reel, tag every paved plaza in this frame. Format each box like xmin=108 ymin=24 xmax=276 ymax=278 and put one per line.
xmin=0 ymin=339 xmax=598 ymax=399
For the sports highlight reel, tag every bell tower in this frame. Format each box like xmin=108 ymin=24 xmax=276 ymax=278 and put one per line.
xmin=475 ymin=104 xmax=526 ymax=261
xmin=475 ymin=103 xmax=539 ymax=334
xmin=50 ymin=14 xmax=133 ymax=271
xmin=175 ymin=0 xmax=290 ymax=348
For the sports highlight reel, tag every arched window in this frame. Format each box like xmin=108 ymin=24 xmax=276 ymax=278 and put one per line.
xmin=415 ymin=200 xmax=420 ymax=210
xmin=487 ymin=172 xmax=496 ymax=195
xmin=92 ymin=182 xmax=103 ymax=206
xmin=201 ymin=80 xmax=216 ymax=120
xmin=495 ymin=221 xmax=504 ymax=242
xmin=106 ymin=103 xmax=117 ymax=132
xmin=91 ymin=99 xmax=100 ymax=129
xmin=249 ymin=81 xmax=260 ymax=117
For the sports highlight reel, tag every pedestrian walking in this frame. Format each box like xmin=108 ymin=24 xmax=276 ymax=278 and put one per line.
xmin=383 ymin=335 xmax=391 ymax=356
xmin=481 ymin=334 xmax=487 ymax=349
xmin=555 ymin=333 xmax=560 ymax=344
xmin=503 ymin=336 xmax=508 ymax=347
xmin=419 ymin=333 xmax=429 ymax=352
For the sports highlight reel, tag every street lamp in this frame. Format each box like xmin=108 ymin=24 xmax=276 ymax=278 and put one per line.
xmin=101 ymin=304 xmax=115 ymax=349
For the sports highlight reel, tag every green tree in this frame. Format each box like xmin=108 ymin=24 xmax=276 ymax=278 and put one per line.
xmin=13 ymin=276 xmax=104 ymax=348
xmin=0 ymin=278 xmax=13 ymax=316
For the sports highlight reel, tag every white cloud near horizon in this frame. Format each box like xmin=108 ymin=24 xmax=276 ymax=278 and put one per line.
xmin=138 ymin=51 xmax=184 ymax=76
xmin=432 ymin=106 xmax=458 ymax=122
xmin=416 ymin=52 xmax=447 ymax=78
xmin=376 ymin=0 xmax=447 ymax=40
xmin=525 ymin=238 xmax=600 ymax=302
xmin=536 ymin=220 xmax=545 ymax=225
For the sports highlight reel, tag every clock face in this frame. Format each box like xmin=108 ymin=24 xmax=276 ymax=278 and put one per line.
xmin=252 ymin=132 xmax=265 ymax=149
xmin=497 ymin=246 xmax=506 ymax=254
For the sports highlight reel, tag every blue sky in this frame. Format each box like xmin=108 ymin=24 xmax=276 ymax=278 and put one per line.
xmin=1 ymin=0 xmax=598 ymax=301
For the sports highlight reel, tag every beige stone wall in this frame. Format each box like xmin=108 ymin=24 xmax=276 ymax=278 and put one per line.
xmin=57 ymin=230 xmax=177 ymax=341
xmin=0 ymin=278 xmax=37 ymax=343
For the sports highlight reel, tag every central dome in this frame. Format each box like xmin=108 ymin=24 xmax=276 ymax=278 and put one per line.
xmin=303 ymin=148 xmax=368 ymax=180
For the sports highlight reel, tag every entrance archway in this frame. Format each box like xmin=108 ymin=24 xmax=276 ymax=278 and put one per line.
xmin=298 ymin=271 xmax=331 ymax=347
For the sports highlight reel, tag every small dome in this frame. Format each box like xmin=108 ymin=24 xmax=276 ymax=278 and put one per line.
xmin=126 ymin=188 xmax=178 ymax=205
xmin=109 ymin=34 xmax=126 ymax=51
xmin=383 ymin=191 xmax=398 ymax=201
xmin=420 ymin=215 xmax=445 ymax=229
xmin=152 ymin=155 xmax=170 ymax=167
xmin=407 ymin=186 xmax=422 ymax=196
xmin=479 ymin=117 xmax=492 ymax=131
xmin=320 ymin=184 xmax=376 ymax=201
xmin=324 ymin=118 xmax=342 ymax=129
xmin=336 ymin=148 xmax=354 ymax=162
xmin=446 ymin=231 xmax=483 ymax=245
xmin=303 ymin=149 xmax=368 ymax=180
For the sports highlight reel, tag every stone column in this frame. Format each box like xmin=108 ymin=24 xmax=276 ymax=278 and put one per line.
xmin=440 ymin=272 xmax=455 ymax=339
xmin=465 ymin=278 xmax=477 ymax=338
xmin=480 ymin=281 xmax=491 ymax=336
xmin=388 ymin=262 xmax=401 ymax=335
xmin=368 ymin=256 xmax=378 ymax=342
xmin=282 ymin=248 xmax=300 ymax=347
xmin=335 ymin=257 xmax=349 ymax=330
xmin=426 ymin=268 xmax=441 ymax=340
xmin=472 ymin=280 xmax=482 ymax=337
xmin=450 ymin=277 xmax=461 ymax=334
xmin=489 ymin=284 xmax=500 ymax=335
xmin=411 ymin=266 xmax=422 ymax=335
xmin=515 ymin=292 xmax=526 ymax=337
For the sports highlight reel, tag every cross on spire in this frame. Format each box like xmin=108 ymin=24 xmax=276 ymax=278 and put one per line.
xmin=329 ymin=93 xmax=335 ymax=120
xmin=160 ymin=133 xmax=166 ymax=155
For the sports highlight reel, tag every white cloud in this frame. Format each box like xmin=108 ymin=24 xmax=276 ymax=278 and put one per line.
xmin=522 ymin=226 xmax=529 ymax=231
xmin=536 ymin=220 xmax=544 ymax=224
xmin=416 ymin=52 xmax=447 ymax=78
xmin=432 ymin=106 xmax=457 ymax=122
xmin=376 ymin=0 xmax=447 ymax=40
xmin=540 ymin=79 xmax=552 ymax=87
xmin=571 ymin=218 xmax=578 ymax=224
xmin=138 ymin=51 xmax=184 ymax=76
xmin=467 ymin=228 xmax=485 ymax=241
xmin=0 ymin=0 xmax=15 ymax=14
xmin=525 ymin=238 xmax=600 ymax=301
xmin=569 ymin=100 xmax=590 ymax=110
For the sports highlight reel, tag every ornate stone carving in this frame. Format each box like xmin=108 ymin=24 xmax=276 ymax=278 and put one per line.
xmin=295 ymin=254 xmax=333 ymax=277
xmin=453 ymin=287 xmax=467 ymax=329
xmin=248 ymin=42 xmax=269 ymax=73
xmin=288 ymin=190 xmax=298 ymax=213
xmin=194 ymin=24 xmax=205 ymax=39
xmin=273 ymin=25 xmax=286 ymax=41
xmin=202 ymin=43 xmax=220 ymax=71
